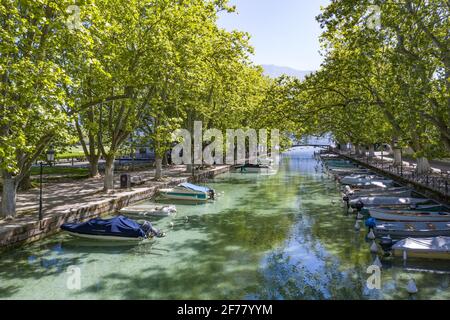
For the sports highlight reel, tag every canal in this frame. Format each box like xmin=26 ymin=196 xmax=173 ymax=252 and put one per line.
xmin=0 ymin=147 xmax=449 ymax=299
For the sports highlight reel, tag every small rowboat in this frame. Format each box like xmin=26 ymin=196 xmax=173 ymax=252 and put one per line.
xmin=374 ymin=221 xmax=450 ymax=238
xmin=346 ymin=188 xmax=415 ymax=199
xmin=329 ymin=168 xmax=371 ymax=176
xmin=120 ymin=204 xmax=177 ymax=217
xmin=340 ymin=175 xmax=394 ymax=187
xmin=323 ymin=160 xmax=355 ymax=168
xmin=158 ymin=183 xmax=215 ymax=202
xmin=350 ymin=196 xmax=433 ymax=208
xmin=369 ymin=208 xmax=450 ymax=222
xmin=392 ymin=237 xmax=450 ymax=260
xmin=357 ymin=204 xmax=446 ymax=215
xmin=237 ymin=163 xmax=271 ymax=173
xmin=343 ymin=185 xmax=410 ymax=194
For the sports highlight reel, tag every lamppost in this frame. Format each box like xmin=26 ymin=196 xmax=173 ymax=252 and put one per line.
xmin=39 ymin=149 xmax=55 ymax=222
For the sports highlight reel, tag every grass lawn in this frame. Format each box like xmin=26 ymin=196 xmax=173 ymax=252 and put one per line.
xmin=55 ymin=146 xmax=86 ymax=160
xmin=30 ymin=166 xmax=89 ymax=176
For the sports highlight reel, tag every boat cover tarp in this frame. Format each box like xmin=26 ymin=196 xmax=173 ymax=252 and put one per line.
xmin=180 ymin=182 xmax=211 ymax=193
xmin=61 ymin=215 xmax=146 ymax=238
xmin=393 ymin=237 xmax=450 ymax=252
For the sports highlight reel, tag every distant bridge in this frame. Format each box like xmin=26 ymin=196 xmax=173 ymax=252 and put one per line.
xmin=291 ymin=144 xmax=332 ymax=148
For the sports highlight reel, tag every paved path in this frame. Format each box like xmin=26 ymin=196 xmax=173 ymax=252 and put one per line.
xmin=372 ymin=152 xmax=450 ymax=173
xmin=0 ymin=165 xmax=212 ymax=225
xmin=340 ymin=151 xmax=450 ymax=197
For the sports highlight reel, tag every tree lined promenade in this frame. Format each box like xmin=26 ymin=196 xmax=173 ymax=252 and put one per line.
xmin=0 ymin=0 xmax=280 ymax=219
xmin=263 ymin=1 xmax=450 ymax=175
xmin=0 ymin=164 xmax=229 ymax=249
xmin=1 ymin=0 xmax=448 ymax=222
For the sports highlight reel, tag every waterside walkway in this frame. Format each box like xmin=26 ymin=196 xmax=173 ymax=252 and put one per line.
xmin=0 ymin=165 xmax=230 ymax=251
xmin=332 ymin=149 xmax=450 ymax=203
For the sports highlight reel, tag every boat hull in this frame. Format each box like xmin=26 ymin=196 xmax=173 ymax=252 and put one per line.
xmin=392 ymin=249 xmax=450 ymax=260
xmin=238 ymin=166 xmax=271 ymax=173
xmin=374 ymin=222 xmax=450 ymax=238
xmin=64 ymin=231 xmax=145 ymax=242
xmin=351 ymin=197 xmax=432 ymax=208
xmin=347 ymin=190 xmax=414 ymax=199
xmin=391 ymin=237 xmax=450 ymax=260
xmin=120 ymin=205 xmax=176 ymax=217
xmin=369 ymin=209 xmax=450 ymax=222
xmin=158 ymin=190 xmax=209 ymax=202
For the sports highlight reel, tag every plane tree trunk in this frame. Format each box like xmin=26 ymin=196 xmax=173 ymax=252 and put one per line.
xmin=155 ymin=157 xmax=163 ymax=180
xmin=393 ymin=148 xmax=402 ymax=167
xmin=416 ymin=157 xmax=431 ymax=175
xmin=103 ymin=155 xmax=115 ymax=192
xmin=368 ymin=145 xmax=375 ymax=159
xmin=1 ymin=170 xmax=18 ymax=218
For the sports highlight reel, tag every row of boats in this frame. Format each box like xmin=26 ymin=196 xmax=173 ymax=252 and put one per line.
xmin=60 ymin=182 xmax=217 ymax=242
xmin=59 ymin=159 xmax=278 ymax=242
xmin=322 ymin=154 xmax=450 ymax=261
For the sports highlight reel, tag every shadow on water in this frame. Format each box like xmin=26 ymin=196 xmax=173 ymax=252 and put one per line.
xmin=1 ymin=147 xmax=450 ymax=299
xmin=72 ymin=206 xmax=296 ymax=299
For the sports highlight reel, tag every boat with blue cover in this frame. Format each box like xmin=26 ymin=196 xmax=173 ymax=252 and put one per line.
xmin=61 ymin=215 xmax=160 ymax=242
xmin=158 ymin=182 xmax=215 ymax=202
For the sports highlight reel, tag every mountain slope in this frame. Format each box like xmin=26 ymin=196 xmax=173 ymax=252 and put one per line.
xmin=262 ymin=64 xmax=314 ymax=79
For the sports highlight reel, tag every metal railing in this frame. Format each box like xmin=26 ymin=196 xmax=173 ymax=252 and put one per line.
xmin=330 ymin=148 xmax=450 ymax=196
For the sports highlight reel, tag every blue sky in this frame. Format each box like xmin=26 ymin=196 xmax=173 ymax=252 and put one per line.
xmin=218 ymin=0 xmax=330 ymax=71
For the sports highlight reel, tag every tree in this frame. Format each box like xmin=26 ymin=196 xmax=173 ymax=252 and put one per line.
xmin=0 ymin=0 xmax=79 ymax=217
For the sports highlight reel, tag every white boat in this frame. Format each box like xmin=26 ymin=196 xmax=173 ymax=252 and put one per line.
xmin=392 ymin=237 xmax=450 ymax=260
xmin=257 ymin=156 xmax=275 ymax=166
xmin=340 ymin=175 xmax=393 ymax=186
xmin=343 ymin=186 xmax=410 ymax=196
xmin=369 ymin=208 xmax=450 ymax=222
xmin=330 ymin=169 xmax=371 ymax=176
xmin=120 ymin=204 xmax=177 ymax=217
xmin=158 ymin=182 xmax=215 ymax=202
xmin=347 ymin=188 xmax=415 ymax=199
xmin=237 ymin=164 xmax=271 ymax=173
xmin=374 ymin=221 xmax=450 ymax=238
xmin=350 ymin=196 xmax=432 ymax=208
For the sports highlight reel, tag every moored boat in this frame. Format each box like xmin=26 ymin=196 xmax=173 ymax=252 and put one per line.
xmin=356 ymin=203 xmax=446 ymax=215
xmin=350 ymin=196 xmax=433 ymax=208
xmin=329 ymin=168 xmax=371 ymax=176
xmin=158 ymin=182 xmax=215 ymax=202
xmin=61 ymin=216 xmax=161 ymax=242
xmin=120 ymin=204 xmax=177 ymax=217
xmin=369 ymin=208 xmax=450 ymax=222
xmin=346 ymin=188 xmax=415 ymax=199
xmin=373 ymin=221 xmax=450 ymax=238
xmin=340 ymin=175 xmax=394 ymax=186
xmin=238 ymin=163 xmax=271 ymax=173
xmin=391 ymin=237 xmax=450 ymax=260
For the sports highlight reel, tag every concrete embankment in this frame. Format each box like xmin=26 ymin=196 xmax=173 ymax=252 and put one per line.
xmin=0 ymin=165 xmax=230 ymax=252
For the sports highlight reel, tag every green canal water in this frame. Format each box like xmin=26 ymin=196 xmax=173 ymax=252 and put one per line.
xmin=1 ymin=147 xmax=449 ymax=300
